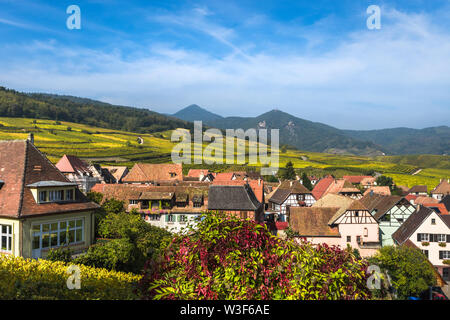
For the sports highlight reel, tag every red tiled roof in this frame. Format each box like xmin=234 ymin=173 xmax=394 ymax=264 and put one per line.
xmin=0 ymin=140 xmax=99 ymax=218
xmin=187 ymin=169 xmax=210 ymax=178
xmin=214 ymin=172 xmax=235 ymax=181
xmin=312 ymin=176 xmax=335 ymax=200
xmin=414 ymin=196 xmax=439 ymax=205
xmin=122 ymin=163 xmax=183 ymax=183
xmin=422 ymin=203 xmax=449 ymax=215
xmin=56 ymin=154 xmax=90 ymax=174
xmin=363 ymin=186 xmax=391 ymax=196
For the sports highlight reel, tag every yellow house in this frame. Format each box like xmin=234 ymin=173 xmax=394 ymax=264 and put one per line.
xmin=0 ymin=139 xmax=99 ymax=259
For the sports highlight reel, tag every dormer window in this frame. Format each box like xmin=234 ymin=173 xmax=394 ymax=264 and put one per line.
xmin=66 ymin=189 xmax=74 ymax=201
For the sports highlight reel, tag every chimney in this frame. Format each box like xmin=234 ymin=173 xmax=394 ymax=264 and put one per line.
xmin=258 ymin=178 xmax=261 ymax=186
xmin=27 ymin=133 xmax=34 ymax=145
xmin=290 ymin=181 xmax=293 ymax=187
xmin=370 ymin=189 xmax=374 ymax=196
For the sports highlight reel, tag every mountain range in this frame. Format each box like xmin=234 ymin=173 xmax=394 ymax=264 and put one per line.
xmin=171 ymin=105 xmax=449 ymax=156
xmin=0 ymin=86 xmax=447 ymax=156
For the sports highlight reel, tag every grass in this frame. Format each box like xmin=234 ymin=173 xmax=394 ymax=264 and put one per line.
xmin=0 ymin=117 xmax=448 ymax=189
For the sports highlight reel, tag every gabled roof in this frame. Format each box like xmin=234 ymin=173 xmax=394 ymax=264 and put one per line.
xmin=363 ymin=186 xmax=391 ymax=196
xmin=187 ymin=169 xmax=210 ymax=178
xmin=312 ymin=194 xmax=354 ymax=225
xmin=269 ymin=180 xmax=311 ymax=204
xmin=56 ymin=154 xmax=90 ymax=174
xmin=312 ymin=176 xmax=335 ymax=200
xmin=431 ymin=179 xmax=450 ymax=195
xmin=343 ymin=175 xmax=373 ymax=184
xmin=422 ymin=203 xmax=449 ymax=215
xmin=414 ymin=196 xmax=439 ymax=205
xmin=122 ymin=163 xmax=182 ymax=183
xmin=139 ymin=191 xmax=174 ymax=200
xmin=289 ymin=207 xmax=341 ymax=237
xmin=207 ymin=184 xmax=261 ymax=211
xmin=408 ymin=185 xmax=428 ymax=194
xmin=441 ymin=195 xmax=450 ymax=211
xmin=102 ymin=166 xmax=128 ymax=182
xmin=0 ymin=140 xmax=99 ymax=218
xmin=392 ymin=206 xmax=435 ymax=245
xmin=214 ymin=172 xmax=236 ymax=181
xmin=359 ymin=193 xmax=404 ymax=221
xmin=26 ymin=181 xmax=78 ymax=188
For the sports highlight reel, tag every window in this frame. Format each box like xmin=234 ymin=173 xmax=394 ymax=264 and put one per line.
xmin=129 ymin=200 xmax=138 ymax=205
xmin=357 ymin=236 xmax=361 ymax=244
xmin=355 ymin=211 xmax=359 ymax=217
xmin=167 ymin=214 xmax=175 ymax=223
xmin=0 ymin=224 xmax=12 ymax=253
xmin=148 ymin=214 xmax=160 ymax=221
xmin=431 ymin=218 xmax=436 ymax=225
xmin=418 ymin=233 xmax=430 ymax=242
xmin=193 ymin=202 xmax=202 ymax=208
xmin=66 ymin=189 xmax=74 ymax=201
xmin=437 ymin=234 xmax=446 ymax=243
xmin=347 ymin=236 xmax=351 ymax=242
xmin=296 ymin=194 xmax=305 ymax=201
xmin=364 ymin=228 xmax=368 ymax=237
xmin=32 ymin=218 xmax=84 ymax=251
xmin=439 ymin=251 xmax=450 ymax=260
xmin=443 ymin=268 xmax=450 ymax=281
xmin=422 ymin=250 xmax=429 ymax=258
xmin=39 ymin=190 xmax=47 ymax=202
xmin=49 ymin=190 xmax=63 ymax=201
xmin=179 ymin=215 xmax=188 ymax=223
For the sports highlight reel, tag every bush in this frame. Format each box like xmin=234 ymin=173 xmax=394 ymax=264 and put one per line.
xmin=369 ymin=246 xmax=437 ymax=299
xmin=0 ymin=255 xmax=141 ymax=300
xmin=46 ymin=247 xmax=73 ymax=263
xmin=138 ymin=212 xmax=371 ymax=300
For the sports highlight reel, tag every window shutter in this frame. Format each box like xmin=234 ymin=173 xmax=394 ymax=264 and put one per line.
xmin=430 ymin=234 xmax=435 ymax=242
xmin=417 ymin=233 xmax=421 ymax=242
xmin=165 ymin=214 xmax=168 ymax=222
xmin=447 ymin=235 xmax=450 ymax=243
xmin=439 ymin=251 xmax=443 ymax=260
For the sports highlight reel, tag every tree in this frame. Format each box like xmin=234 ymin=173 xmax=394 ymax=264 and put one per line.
xmin=75 ymin=210 xmax=172 ymax=274
xmin=368 ymin=246 xmax=437 ymax=299
xmin=376 ymin=175 xmax=394 ymax=189
xmin=280 ymin=161 xmax=296 ymax=180
xmin=138 ymin=212 xmax=371 ymax=300
xmin=301 ymin=172 xmax=313 ymax=190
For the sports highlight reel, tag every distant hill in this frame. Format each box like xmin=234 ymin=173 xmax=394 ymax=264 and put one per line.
xmin=171 ymin=104 xmax=449 ymax=156
xmin=0 ymin=87 xmax=192 ymax=134
xmin=205 ymin=109 xmax=385 ymax=156
xmin=343 ymin=127 xmax=450 ymax=155
xmin=172 ymin=104 xmax=223 ymax=122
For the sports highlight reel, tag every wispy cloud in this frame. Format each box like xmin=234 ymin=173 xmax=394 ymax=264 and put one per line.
xmin=0 ymin=4 xmax=449 ymax=129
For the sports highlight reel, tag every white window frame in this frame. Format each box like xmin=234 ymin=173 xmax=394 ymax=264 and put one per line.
xmin=442 ymin=251 xmax=450 ymax=259
xmin=129 ymin=200 xmax=138 ymax=205
xmin=49 ymin=190 xmax=63 ymax=202
xmin=32 ymin=218 xmax=84 ymax=251
xmin=0 ymin=224 xmax=12 ymax=253
xmin=39 ymin=190 xmax=47 ymax=203
xmin=437 ymin=234 xmax=447 ymax=243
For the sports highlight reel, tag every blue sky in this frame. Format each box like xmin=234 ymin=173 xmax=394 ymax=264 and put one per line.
xmin=0 ymin=0 xmax=449 ymax=130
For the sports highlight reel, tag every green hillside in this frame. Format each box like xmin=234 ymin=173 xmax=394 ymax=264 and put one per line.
xmin=0 ymin=117 xmax=447 ymax=189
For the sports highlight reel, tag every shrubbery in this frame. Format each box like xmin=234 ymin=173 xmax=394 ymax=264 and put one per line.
xmin=138 ymin=212 xmax=371 ymax=300
xmin=0 ymin=254 xmax=141 ymax=300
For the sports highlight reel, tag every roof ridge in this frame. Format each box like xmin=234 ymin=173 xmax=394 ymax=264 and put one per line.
xmin=17 ymin=140 xmax=28 ymax=217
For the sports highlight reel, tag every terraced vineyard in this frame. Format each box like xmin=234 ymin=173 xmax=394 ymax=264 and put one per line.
xmin=0 ymin=117 xmax=448 ymax=189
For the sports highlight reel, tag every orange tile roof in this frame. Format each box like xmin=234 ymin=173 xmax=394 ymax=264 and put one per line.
xmin=312 ymin=176 xmax=335 ymax=200
xmin=122 ymin=163 xmax=183 ymax=183
xmin=343 ymin=175 xmax=373 ymax=184
xmin=363 ymin=186 xmax=391 ymax=196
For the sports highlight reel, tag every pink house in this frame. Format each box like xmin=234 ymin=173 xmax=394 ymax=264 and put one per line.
xmin=289 ymin=196 xmax=380 ymax=257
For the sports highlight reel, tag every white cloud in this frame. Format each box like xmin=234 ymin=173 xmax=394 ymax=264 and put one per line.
xmin=1 ymin=8 xmax=449 ymax=129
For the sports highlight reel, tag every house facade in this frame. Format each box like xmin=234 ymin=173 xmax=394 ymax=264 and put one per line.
xmin=91 ymin=183 xmax=208 ymax=233
xmin=267 ymin=180 xmax=315 ymax=222
xmin=0 ymin=140 xmax=99 ymax=259
xmin=393 ymin=206 xmax=450 ymax=281
xmin=360 ymin=193 xmax=416 ymax=246
xmin=431 ymin=179 xmax=450 ymax=201
xmin=289 ymin=199 xmax=380 ymax=257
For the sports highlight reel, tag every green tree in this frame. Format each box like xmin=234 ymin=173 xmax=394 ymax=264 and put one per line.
xmin=281 ymin=161 xmax=296 ymax=180
xmin=301 ymin=172 xmax=313 ymax=190
xmin=369 ymin=246 xmax=437 ymax=299
xmin=376 ymin=175 xmax=394 ymax=189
